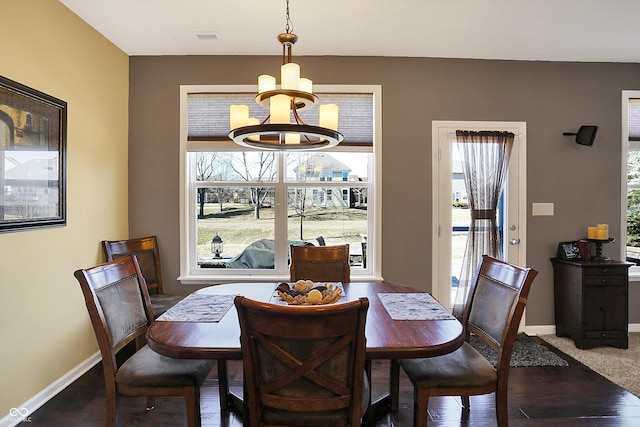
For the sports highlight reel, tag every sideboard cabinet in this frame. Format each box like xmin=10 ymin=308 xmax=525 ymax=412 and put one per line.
xmin=550 ymin=258 xmax=631 ymax=349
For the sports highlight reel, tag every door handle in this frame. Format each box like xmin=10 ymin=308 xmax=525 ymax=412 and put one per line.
xmin=509 ymin=238 xmax=520 ymax=245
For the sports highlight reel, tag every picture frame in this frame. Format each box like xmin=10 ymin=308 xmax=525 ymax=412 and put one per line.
xmin=0 ymin=76 xmax=67 ymax=232
xmin=557 ymin=241 xmax=583 ymax=260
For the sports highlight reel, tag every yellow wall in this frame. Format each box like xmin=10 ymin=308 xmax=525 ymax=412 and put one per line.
xmin=0 ymin=0 xmax=129 ymax=416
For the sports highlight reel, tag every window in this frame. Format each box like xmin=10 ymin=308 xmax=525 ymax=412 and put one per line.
xmin=624 ymin=92 xmax=640 ymax=278
xmin=179 ymin=85 xmax=381 ymax=283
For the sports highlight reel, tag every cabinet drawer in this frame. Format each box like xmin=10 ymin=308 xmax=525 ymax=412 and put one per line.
xmin=584 ymin=266 xmax=628 ymax=276
xmin=585 ymin=275 xmax=625 ymax=286
xmin=584 ymin=330 xmax=627 ymax=339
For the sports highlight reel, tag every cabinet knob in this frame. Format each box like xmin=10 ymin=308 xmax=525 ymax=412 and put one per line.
xmin=601 ymin=279 xmax=609 ymax=284
xmin=600 ymin=305 xmax=608 ymax=312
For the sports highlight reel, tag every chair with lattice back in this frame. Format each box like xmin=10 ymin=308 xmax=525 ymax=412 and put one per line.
xmin=235 ymin=295 xmax=369 ymax=426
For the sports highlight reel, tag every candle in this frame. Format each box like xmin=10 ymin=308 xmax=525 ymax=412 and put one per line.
xmin=229 ymin=105 xmax=249 ymax=130
xmin=320 ymin=104 xmax=339 ymax=131
xmin=596 ymin=224 xmax=609 ymax=240
xmin=587 ymin=226 xmax=598 ymax=239
xmin=258 ymin=75 xmax=276 ymax=93
xmin=270 ymin=94 xmax=290 ymax=124
xmin=285 ymin=133 xmax=300 ymax=144
xmin=298 ymin=78 xmax=313 ymax=94
xmin=596 ymin=229 xmax=608 ymax=239
xmin=281 ymin=63 xmax=300 ymax=90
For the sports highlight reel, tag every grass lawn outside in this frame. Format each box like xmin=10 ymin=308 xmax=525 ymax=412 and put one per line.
xmin=196 ymin=203 xmax=367 ymax=259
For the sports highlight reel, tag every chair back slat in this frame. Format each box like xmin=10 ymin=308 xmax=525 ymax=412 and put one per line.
xmin=95 ymin=274 xmax=148 ymax=347
xmin=102 ymin=236 xmax=163 ymax=294
xmin=466 ymin=256 xmax=538 ymax=370
xmin=290 ymin=244 xmax=351 ymax=282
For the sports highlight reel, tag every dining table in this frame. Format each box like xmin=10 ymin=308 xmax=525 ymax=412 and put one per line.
xmin=146 ymin=281 xmax=464 ymax=425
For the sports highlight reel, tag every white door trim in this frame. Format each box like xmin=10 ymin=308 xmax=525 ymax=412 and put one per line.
xmin=431 ymin=121 xmax=527 ymax=312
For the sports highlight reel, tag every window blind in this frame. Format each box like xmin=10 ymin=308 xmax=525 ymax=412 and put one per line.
xmin=187 ymin=92 xmax=374 ymax=146
xmin=630 ymin=98 xmax=640 ymax=141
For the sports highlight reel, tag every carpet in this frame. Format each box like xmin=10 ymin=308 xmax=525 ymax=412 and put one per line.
xmin=539 ymin=333 xmax=640 ymax=397
xmin=470 ymin=333 xmax=568 ymax=367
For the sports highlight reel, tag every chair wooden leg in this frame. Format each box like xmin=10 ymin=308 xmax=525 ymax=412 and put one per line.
xmin=461 ymin=395 xmax=470 ymax=410
xmin=184 ymin=387 xmax=202 ymax=427
xmin=217 ymin=360 xmax=229 ymax=410
xmin=389 ymin=359 xmax=400 ymax=411
xmin=105 ymin=385 xmax=117 ymax=427
xmin=413 ymin=388 xmax=429 ymax=427
xmin=363 ymin=359 xmax=373 ymax=426
xmin=145 ymin=396 xmax=155 ymax=411
xmin=495 ymin=390 xmax=508 ymax=427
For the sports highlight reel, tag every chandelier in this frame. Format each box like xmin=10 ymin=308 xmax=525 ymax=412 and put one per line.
xmin=228 ymin=0 xmax=344 ymax=150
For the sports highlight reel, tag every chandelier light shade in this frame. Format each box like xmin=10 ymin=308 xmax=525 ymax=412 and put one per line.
xmin=228 ymin=0 xmax=344 ymax=150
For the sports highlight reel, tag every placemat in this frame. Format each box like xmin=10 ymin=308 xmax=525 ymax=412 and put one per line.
xmin=378 ymin=293 xmax=455 ymax=320
xmin=156 ymin=293 xmax=236 ymax=322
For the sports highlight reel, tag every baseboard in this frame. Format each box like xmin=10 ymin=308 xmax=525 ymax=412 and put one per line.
xmin=524 ymin=325 xmax=556 ymax=336
xmin=0 ymin=352 xmax=101 ymax=427
xmin=524 ymin=323 xmax=640 ymax=336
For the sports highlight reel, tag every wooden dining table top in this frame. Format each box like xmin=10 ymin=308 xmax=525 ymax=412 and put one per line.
xmin=146 ymin=281 xmax=465 ymax=361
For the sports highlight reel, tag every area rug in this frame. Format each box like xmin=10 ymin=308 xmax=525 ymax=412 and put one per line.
xmin=539 ymin=333 xmax=640 ymax=397
xmin=470 ymin=333 xmax=568 ymax=367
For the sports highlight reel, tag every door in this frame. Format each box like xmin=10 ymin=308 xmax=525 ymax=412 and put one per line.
xmin=431 ymin=121 xmax=527 ymax=311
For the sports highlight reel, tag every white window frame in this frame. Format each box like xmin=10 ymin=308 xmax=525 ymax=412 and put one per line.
xmin=622 ymin=91 xmax=640 ymax=280
xmin=178 ymin=84 xmax=383 ymax=284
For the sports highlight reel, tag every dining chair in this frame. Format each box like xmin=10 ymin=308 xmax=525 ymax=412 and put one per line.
xmin=289 ymin=243 xmax=351 ymax=282
xmin=234 ymin=295 xmax=369 ymax=427
xmin=102 ymin=235 xmax=182 ymax=318
xmin=74 ymin=255 xmax=215 ymax=427
xmin=399 ymin=255 xmax=538 ymax=427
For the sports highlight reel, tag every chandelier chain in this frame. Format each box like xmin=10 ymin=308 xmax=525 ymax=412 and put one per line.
xmin=285 ymin=0 xmax=293 ymax=34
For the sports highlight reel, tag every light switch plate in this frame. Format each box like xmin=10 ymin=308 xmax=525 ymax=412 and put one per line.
xmin=532 ymin=203 xmax=554 ymax=216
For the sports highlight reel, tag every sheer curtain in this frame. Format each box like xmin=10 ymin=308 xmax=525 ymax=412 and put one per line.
xmin=452 ymin=130 xmax=515 ymax=319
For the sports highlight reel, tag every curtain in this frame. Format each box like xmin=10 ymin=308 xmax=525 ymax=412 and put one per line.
xmin=452 ymin=130 xmax=515 ymax=319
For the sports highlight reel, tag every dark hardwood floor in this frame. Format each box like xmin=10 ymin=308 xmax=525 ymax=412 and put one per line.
xmin=19 ymin=338 xmax=640 ymax=426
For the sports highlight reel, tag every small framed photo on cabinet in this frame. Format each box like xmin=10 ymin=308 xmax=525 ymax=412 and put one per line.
xmin=557 ymin=241 xmax=583 ymax=260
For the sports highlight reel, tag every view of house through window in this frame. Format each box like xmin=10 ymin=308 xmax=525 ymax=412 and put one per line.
xmin=193 ymin=151 xmax=369 ymax=270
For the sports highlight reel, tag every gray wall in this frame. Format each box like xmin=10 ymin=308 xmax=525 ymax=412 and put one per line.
xmin=129 ymin=55 xmax=640 ymax=327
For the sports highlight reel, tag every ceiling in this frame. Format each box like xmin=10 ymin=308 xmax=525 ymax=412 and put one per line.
xmin=59 ymin=0 xmax=640 ymax=63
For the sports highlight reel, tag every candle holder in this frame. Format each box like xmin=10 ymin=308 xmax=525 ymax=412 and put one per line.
xmin=586 ymin=238 xmax=615 ymax=261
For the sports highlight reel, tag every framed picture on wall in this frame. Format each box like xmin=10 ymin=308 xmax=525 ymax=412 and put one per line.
xmin=0 ymin=76 xmax=67 ymax=232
